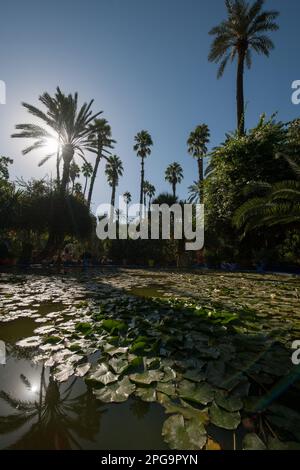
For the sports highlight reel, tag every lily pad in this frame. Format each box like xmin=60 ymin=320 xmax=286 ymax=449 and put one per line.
xmin=16 ymin=336 xmax=41 ymax=348
xmin=243 ymin=433 xmax=267 ymax=450
xmin=94 ymin=377 xmax=135 ymax=403
xmin=129 ymin=370 xmax=164 ymax=385
xmin=178 ymin=380 xmax=214 ymax=405
xmin=209 ymin=402 xmax=240 ymax=430
xmin=215 ymin=390 xmax=243 ymax=412
xmin=162 ymin=414 xmax=207 ymax=450
xmin=87 ymin=363 xmax=118 ymax=385
xmin=135 ymin=386 xmax=157 ymax=402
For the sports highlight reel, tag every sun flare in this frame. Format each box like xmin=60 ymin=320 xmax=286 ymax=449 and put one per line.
xmin=44 ymin=137 xmax=60 ymax=155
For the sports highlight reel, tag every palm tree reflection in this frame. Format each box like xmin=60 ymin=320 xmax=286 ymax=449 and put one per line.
xmin=0 ymin=365 xmax=103 ymax=449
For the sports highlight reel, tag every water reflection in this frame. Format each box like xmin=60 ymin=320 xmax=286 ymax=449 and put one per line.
xmin=0 ymin=346 xmax=167 ymax=450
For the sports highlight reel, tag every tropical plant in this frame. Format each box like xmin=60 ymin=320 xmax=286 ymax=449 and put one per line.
xmin=165 ymin=162 xmax=183 ymax=198
xmin=142 ymin=181 xmax=155 ymax=208
xmin=208 ymin=0 xmax=279 ymax=134
xmin=133 ymin=130 xmax=153 ymax=206
xmin=69 ymin=161 xmax=80 ymax=193
xmin=81 ymin=162 xmax=93 ymax=197
xmin=187 ymin=124 xmax=210 ymax=202
xmin=188 ymin=181 xmax=202 ymax=204
xmin=12 ymin=87 xmax=102 ymax=194
xmin=123 ymin=191 xmax=132 ymax=222
xmin=87 ymin=118 xmax=115 ymax=208
xmin=234 ymin=157 xmax=300 ymax=233
xmin=105 ymin=155 xmax=124 ymax=208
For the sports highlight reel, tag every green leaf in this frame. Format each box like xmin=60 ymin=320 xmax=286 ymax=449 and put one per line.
xmin=87 ymin=363 xmax=118 ymax=385
xmin=215 ymin=390 xmax=243 ymax=412
xmin=93 ymin=377 xmax=135 ymax=403
xmin=162 ymin=415 xmax=207 ymax=450
xmin=209 ymin=402 xmax=241 ymax=430
xmin=178 ymin=380 xmax=214 ymax=405
xmin=243 ymin=433 xmax=267 ymax=450
xmin=135 ymin=386 xmax=157 ymax=402
xmin=129 ymin=370 xmax=164 ymax=385
xmin=268 ymin=437 xmax=300 ymax=450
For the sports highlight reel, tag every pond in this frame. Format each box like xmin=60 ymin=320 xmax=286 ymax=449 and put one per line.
xmin=1 ymin=268 xmax=300 ymax=450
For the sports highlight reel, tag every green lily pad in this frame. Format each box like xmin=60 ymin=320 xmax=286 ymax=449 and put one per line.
xmin=109 ymin=357 xmax=129 ymax=374
xmin=129 ymin=370 xmax=163 ymax=385
xmin=162 ymin=415 xmax=207 ymax=450
xmin=243 ymin=433 xmax=267 ymax=450
xmin=178 ymin=380 xmax=214 ymax=405
xmin=135 ymin=386 xmax=157 ymax=402
xmin=209 ymin=401 xmax=241 ymax=430
xmin=16 ymin=336 xmax=41 ymax=348
xmin=158 ymin=394 xmax=209 ymax=424
xmin=268 ymin=437 xmax=300 ymax=450
xmin=156 ymin=382 xmax=176 ymax=396
xmin=93 ymin=377 xmax=135 ymax=403
xmin=215 ymin=390 xmax=243 ymax=412
xmin=87 ymin=363 xmax=118 ymax=385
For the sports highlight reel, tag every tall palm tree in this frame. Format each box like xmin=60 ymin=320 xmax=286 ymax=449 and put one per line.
xmin=105 ymin=155 xmax=124 ymax=209
xmin=87 ymin=118 xmax=115 ymax=209
xmin=81 ymin=162 xmax=93 ymax=197
xmin=133 ymin=130 xmax=153 ymax=206
xmin=146 ymin=183 xmax=156 ymax=211
xmin=69 ymin=161 xmax=80 ymax=193
xmin=187 ymin=124 xmax=210 ymax=202
xmin=123 ymin=191 xmax=132 ymax=223
xmin=165 ymin=162 xmax=183 ymax=199
xmin=208 ymin=0 xmax=279 ymax=134
xmin=12 ymin=87 xmax=102 ymax=194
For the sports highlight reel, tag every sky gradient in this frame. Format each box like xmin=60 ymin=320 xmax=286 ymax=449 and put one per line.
xmin=0 ymin=0 xmax=299 ymax=212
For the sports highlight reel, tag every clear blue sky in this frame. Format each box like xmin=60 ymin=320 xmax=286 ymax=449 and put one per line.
xmin=0 ymin=0 xmax=299 ymax=212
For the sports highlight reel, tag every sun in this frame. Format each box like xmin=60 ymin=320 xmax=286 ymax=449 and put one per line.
xmin=44 ymin=136 xmax=60 ymax=155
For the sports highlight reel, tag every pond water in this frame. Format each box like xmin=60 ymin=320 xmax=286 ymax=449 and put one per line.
xmin=1 ymin=268 xmax=300 ymax=450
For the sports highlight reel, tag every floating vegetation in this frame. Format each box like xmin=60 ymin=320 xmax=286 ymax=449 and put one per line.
xmin=1 ymin=269 xmax=300 ymax=450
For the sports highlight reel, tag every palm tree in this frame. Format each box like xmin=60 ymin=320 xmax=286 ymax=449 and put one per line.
xmin=234 ymin=157 xmax=300 ymax=233
xmin=123 ymin=191 xmax=132 ymax=223
xmin=81 ymin=162 xmax=93 ymax=197
xmin=133 ymin=130 xmax=153 ymax=206
xmin=208 ymin=0 xmax=279 ymax=134
xmin=187 ymin=124 xmax=210 ymax=202
xmin=165 ymin=162 xmax=183 ymax=199
xmin=69 ymin=161 xmax=80 ymax=193
xmin=146 ymin=183 xmax=156 ymax=211
xmin=87 ymin=118 xmax=115 ymax=209
xmin=12 ymin=87 xmax=102 ymax=194
xmin=188 ymin=181 xmax=202 ymax=204
xmin=105 ymin=155 xmax=124 ymax=209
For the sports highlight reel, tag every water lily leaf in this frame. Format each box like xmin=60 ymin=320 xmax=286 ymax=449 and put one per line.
xmin=75 ymin=363 xmax=91 ymax=377
xmin=158 ymin=394 xmax=209 ymax=424
xmin=88 ymin=363 xmax=118 ymax=385
xmin=267 ymin=437 xmax=300 ymax=450
xmin=183 ymin=369 xmax=206 ymax=383
xmin=267 ymin=404 xmax=300 ymax=439
xmin=109 ymin=357 xmax=129 ymax=374
xmin=156 ymin=382 xmax=176 ymax=396
xmin=162 ymin=415 xmax=207 ymax=450
xmin=102 ymin=319 xmax=127 ymax=333
xmin=178 ymin=380 xmax=214 ymax=405
xmin=16 ymin=336 xmax=41 ymax=348
xmin=161 ymin=366 xmax=176 ymax=382
xmin=129 ymin=370 xmax=163 ymax=385
xmin=215 ymin=390 xmax=243 ymax=412
xmin=135 ymin=386 xmax=157 ymax=402
xmin=103 ymin=344 xmax=129 ymax=356
xmin=209 ymin=402 xmax=240 ymax=430
xmin=243 ymin=433 xmax=267 ymax=450
xmin=54 ymin=364 xmax=74 ymax=382
xmin=94 ymin=377 xmax=135 ymax=403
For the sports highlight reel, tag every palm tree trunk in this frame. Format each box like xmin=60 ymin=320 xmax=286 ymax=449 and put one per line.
xmin=110 ymin=184 xmax=116 ymax=221
xmin=197 ymin=158 xmax=203 ymax=202
xmin=237 ymin=49 xmax=245 ymax=135
xmin=87 ymin=141 xmax=102 ymax=209
xmin=83 ymin=177 xmax=88 ymax=197
xmin=172 ymin=182 xmax=176 ymax=199
xmin=140 ymin=157 xmax=144 ymax=206
xmin=61 ymin=147 xmax=74 ymax=195
xmin=56 ymin=150 xmax=60 ymax=188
